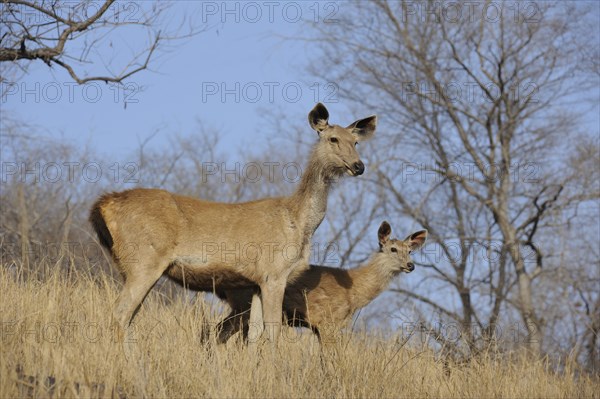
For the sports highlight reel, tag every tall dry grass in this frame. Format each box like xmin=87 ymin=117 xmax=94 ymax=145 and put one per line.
xmin=1 ymin=262 xmax=598 ymax=399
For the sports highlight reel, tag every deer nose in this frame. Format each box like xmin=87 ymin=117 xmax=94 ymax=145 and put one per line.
xmin=352 ymin=161 xmax=365 ymax=175
xmin=407 ymin=262 xmax=415 ymax=272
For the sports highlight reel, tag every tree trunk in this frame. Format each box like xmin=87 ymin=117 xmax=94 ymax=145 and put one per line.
xmin=17 ymin=184 xmax=30 ymax=270
xmin=501 ymin=220 xmax=542 ymax=355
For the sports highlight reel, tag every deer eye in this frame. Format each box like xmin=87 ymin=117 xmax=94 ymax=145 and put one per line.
xmin=391 ymin=247 xmax=398 ymax=253
xmin=329 ymin=137 xmax=339 ymax=143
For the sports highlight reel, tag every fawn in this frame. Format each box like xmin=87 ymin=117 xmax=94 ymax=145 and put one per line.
xmin=211 ymin=221 xmax=427 ymax=343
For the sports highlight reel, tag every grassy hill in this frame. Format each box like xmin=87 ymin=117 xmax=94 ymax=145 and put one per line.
xmin=1 ymin=264 xmax=597 ymax=398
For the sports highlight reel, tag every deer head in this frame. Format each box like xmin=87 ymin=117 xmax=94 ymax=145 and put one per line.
xmin=377 ymin=221 xmax=427 ymax=273
xmin=308 ymin=103 xmax=376 ymax=178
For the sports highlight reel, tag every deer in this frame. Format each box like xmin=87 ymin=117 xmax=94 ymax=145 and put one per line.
xmin=207 ymin=221 xmax=427 ymax=344
xmin=89 ymin=103 xmax=376 ymax=344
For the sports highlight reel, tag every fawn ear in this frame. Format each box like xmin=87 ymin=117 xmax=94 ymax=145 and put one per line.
xmin=347 ymin=115 xmax=377 ymax=141
xmin=308 ymin=103 xmax=330 ymax=133
xmin=378 ymin=221 xmax=392 ymax=246
xmin=404 ymin=230 xmax=428 ymax=251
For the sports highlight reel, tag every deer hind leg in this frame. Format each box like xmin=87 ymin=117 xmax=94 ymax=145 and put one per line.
xmin=113 ymin=252 xmax=171 ymax=330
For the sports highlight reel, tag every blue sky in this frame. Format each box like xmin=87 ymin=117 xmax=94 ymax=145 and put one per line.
xmin=1 ymin=1 xmax=598 ymax=162
xmin=2 ymin=1 xmax=349 ymax=161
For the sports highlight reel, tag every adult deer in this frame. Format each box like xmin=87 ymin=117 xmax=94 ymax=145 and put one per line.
xmin=89 ymin=103 xmax=376 ymax=343
xmin=212 ymin=222 xmax=427 ymax=343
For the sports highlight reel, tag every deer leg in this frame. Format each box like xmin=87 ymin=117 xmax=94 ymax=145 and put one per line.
xmin=247 ymin=292 xmax=264 ymax=351
xmin=217 ymin=289 xmax=254 ymax=344
xmin=260 ymin=278 xmax=286 ymax=345
xmin=113 ymin=256 xmax=170 ymax=332
xmin=217 ymin=311 xmax=248 ymax=344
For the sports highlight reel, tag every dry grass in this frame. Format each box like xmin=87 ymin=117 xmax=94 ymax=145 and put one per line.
xmin=1 ymin=264 xmax=598 ymax=399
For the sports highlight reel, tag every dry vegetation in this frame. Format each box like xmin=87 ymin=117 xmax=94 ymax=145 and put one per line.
xmin=1 ymin=261 xmax=598 ymax=399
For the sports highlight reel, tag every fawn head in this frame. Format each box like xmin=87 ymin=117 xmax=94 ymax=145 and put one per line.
xmin=377 ymin=221 xmax=427 ymax=273
xmin=308 ymin=103 xmax=376 ymax=177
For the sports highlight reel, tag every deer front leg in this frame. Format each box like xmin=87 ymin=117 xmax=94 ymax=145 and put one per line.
xmin=247 ymin=292 xmax=264 ymax=351
xmin=260 ymin=278 xmax=286 ymax=345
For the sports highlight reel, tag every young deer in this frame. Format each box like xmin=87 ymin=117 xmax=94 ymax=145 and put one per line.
xmin=213 ymin=221 xmax=427 ymax=343
xmin=89 ymin=103 xmax=376 ymax=343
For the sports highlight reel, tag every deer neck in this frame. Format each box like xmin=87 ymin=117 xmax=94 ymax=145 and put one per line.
xmin=289 ymin=151 xmax=333 ymax=238
xmin=347 ymin=253 xmax=400 ymax=311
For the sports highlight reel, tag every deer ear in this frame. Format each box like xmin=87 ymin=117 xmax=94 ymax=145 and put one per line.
xmin=404 ymin=230 xmax=428 ymax=251
xmin=347 ymin=115 xmax=376 ymax=141
xmin=378 ymin=221 xmax=392 ymax=246
xmin=308 ymin=103 xmax=330 ymax=133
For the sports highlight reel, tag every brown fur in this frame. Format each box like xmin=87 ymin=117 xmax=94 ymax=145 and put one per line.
xmin=89 ymin=103 xmax=376 ymax=343
xmin=215 ymin=222 xmax=428 ymax=343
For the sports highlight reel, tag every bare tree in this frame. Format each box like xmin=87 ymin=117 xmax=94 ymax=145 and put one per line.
xmin=307 ymin=0 xmax=600 ymax=358
xmin=0 ymin=0 xmax=201 ymax=84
